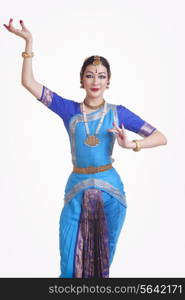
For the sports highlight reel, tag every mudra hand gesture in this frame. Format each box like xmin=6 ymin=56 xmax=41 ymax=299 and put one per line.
xmin=3 ymin=18 xmax=32 ymax=41
xmin=108 ymin=122 xmax=134 ymax=149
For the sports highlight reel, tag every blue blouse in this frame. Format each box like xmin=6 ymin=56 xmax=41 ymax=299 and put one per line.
xmin=37 ymin=85 xmax=157 ymax=137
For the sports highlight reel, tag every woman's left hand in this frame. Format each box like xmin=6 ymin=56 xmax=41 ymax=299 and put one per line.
xmin=107 ymin=122 xmax=134 ymax=149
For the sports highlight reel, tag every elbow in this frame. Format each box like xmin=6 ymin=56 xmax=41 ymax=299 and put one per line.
xmin=21 ymin=80 xmax=27 ymax=88
xmin=21 ymin=77 xmax=35 ymax=88
xmin=21 ymin=81 xmax=29 ymax=88
xmin=160 ymin=132 xmax=168 ymax=145
xmin=21 ymin=80 xmax=34 ymax=90
xmin=163 ymin=137 xmax=168 ymax=145
xmin=151 ymin=130 xmax=168 ymax=146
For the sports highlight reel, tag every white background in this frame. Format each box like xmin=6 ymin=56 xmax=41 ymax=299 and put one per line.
xmin=0 ymin=0 xmax=184 ymax=277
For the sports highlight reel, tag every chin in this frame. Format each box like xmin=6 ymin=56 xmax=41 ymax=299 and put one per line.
xmin=87 ymin=91 xmax=103 ymax=98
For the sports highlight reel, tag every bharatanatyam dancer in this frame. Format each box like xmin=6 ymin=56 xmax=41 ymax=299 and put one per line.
xmin=4 ymin=19 xmax=167 ymax=278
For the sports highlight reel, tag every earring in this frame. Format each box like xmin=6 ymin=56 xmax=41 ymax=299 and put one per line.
xmin=80 ymin=81 xmax=84 ymax=88
xmin=106 ymin=82 xmax=110 ymax=89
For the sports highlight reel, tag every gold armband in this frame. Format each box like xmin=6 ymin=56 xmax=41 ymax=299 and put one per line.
xmin=22 ymin=52 xmax=34 ymax=58
xmin=132 ymin=139 xmax=141 ymax=152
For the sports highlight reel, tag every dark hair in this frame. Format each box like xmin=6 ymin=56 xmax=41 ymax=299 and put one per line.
xmin=80 ymin=55 xmax=111 ymax=86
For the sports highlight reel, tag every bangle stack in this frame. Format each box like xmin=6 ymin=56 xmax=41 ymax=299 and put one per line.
xmin=132 ymin=139 xmax=142 ymax=152
xmin=22 ymin=52 xmax=34 ymax=58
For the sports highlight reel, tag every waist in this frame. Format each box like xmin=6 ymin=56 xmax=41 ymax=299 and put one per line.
xmin=73 ymin=163 xmax=113 ymax=174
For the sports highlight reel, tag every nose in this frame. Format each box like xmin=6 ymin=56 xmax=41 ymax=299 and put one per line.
xmin=92 ymin=75 xmax=99 ymax=84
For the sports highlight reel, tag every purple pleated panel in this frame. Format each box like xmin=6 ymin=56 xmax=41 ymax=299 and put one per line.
xmin=74 ymin=189 xmax=109 ymax=278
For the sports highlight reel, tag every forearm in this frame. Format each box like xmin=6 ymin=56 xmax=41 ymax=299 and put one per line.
xmin=21 ymin=39 xmax=35 ymax=86
xmin=130 ymin=130 xmax=167 ymax=150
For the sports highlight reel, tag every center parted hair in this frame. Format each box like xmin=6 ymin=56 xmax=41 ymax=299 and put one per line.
xmin=80 ymin=55 xmax=111 ymax=88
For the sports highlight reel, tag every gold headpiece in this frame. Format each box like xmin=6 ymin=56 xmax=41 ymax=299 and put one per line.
xmin=93 ymin=55 xmax=102 ymax=65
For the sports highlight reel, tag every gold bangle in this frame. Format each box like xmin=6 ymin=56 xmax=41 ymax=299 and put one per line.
xmin=22 ymin=52 xmax=34 ymax=58
xmin=132 ymin=139 xmax=141 ymax=152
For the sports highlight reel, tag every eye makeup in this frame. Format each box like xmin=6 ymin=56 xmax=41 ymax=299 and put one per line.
xmin=85 ymin=75 xmax=106 ymax=79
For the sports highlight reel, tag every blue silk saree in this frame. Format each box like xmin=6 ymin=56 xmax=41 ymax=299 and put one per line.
xmin=37 ymin=86 xmax=157 ymax=278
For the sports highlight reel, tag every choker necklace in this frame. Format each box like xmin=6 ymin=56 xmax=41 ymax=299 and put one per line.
xmin=82 ymin=100 xmax=107 ymax=146
xmin=83 ymin=98 xmax=105 ymax=110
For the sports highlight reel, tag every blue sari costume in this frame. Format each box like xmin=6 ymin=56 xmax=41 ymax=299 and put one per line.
xmin=37 ymin=86 xmax=157 ymax=278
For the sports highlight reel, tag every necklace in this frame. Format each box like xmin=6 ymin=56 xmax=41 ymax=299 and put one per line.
xmin=82 ymin=101 xmax=107 ymax=146
xmin=84 ymin=98 xmax=105 ymax=110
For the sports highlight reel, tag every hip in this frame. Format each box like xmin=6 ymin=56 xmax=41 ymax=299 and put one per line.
xmin=64 ymin=167 xmax=127 ymax=207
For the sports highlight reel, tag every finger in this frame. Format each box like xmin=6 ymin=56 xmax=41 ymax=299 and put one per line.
xmin=19 ymin=20 xmax=28 ymax=31
xmin=3 ymin=18 xmax=13 ymax=31
xmin=112 ymin=122 xmax=122 ymax=132
xmin=114 ymin=123 xmax=126 ymax=135
xmin=108 ymin=128 xmax=119 ymax=133
xmin=8 ymin=18 xmax=17 ymax=32
xmin=121 ymin=123 xmax=126 ymax=134
xmin=8 ymin=18 xmax=13 ymax=27
xmin=110 ymin=129 xmax=124 ymax=140
xmin=118 ymin=132 xmax=124 ymax=137
xmin=115 ymin=125 xmax=123 ymax=134
xmin=3 ymin=24 xmax=9 ymax=30
xmin=115 ymin=132 xmax=124 ymax=141
xmin=110 ymin=130 xmax=120 ymax=137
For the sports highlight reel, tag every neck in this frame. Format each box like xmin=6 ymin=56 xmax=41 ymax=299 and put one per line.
xmin=84 ymin=96 xmax=104 ymax=106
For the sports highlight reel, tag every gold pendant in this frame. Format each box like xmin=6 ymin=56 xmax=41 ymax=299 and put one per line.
xmin=85 ymin=135 xmax=100 ymax=146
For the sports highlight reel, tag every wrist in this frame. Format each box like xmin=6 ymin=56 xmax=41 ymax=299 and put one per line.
xmin=25 ymin=40 xmax=33 ymax=53
xmin=132 ymin=139 xmax=142 ymax=152
xmin=126 ymin=141 xmax=137 ymax=149
xmin=25 ymin=38 xmax=33 ymax=45
xmin=130 ymin=141 xmax=137 ymax=149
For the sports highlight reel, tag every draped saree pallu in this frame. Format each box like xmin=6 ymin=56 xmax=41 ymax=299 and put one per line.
xmin=74 ymin=189 xmax=109 ymax=278
xmin=37 ymin=86 xmax=157 ymax=278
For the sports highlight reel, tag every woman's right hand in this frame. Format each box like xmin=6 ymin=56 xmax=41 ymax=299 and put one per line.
xmin=3 ymin=18 xmax=33 ymax=42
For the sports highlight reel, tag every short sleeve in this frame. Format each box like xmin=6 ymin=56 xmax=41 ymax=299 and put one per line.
xmin=36 ymin=85 xmax=79 ymax=128
xmin=117 ymin=105 xmax=157 ymax=137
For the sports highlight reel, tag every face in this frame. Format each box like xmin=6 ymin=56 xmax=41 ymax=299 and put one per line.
xmin=82 ymin=64 xmax=109 ymax=99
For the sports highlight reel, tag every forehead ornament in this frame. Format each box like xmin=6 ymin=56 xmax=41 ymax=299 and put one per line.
xmin=92 ymin=55 xmax=102 ymax=66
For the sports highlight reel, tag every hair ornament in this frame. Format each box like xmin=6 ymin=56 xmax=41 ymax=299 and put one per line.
xmin=92 ymin=55 xmax=102 ymax=65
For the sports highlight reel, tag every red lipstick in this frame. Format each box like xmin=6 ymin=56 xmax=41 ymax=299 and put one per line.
xmin=91 ymin=88 xmax=99 ymax=92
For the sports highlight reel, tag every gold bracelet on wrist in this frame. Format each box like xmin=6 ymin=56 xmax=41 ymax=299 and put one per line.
xmin=132 ymin=139 xmax=141 ymax=152
xmin=22 ymin=52 xmax=34 ymax=58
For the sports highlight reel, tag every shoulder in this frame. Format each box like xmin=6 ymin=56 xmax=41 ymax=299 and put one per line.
xmin=51 ymin=91 xmax=80 ymax=112
xmin=107 ymin=103 xmax=127 ymax=110
xmin=109 ymin=104 xmax=128 ymax=115
xmin=107 ymin=103 xmax=126 ymax=110
xmin=116 ymin=104 xmax=127 ymax=111
xmin=53 ymin=90 xmax=79 ymax=104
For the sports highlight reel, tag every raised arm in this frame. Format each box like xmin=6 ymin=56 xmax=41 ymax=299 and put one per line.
xmin=4 ymin=18 xmax=43 ymax=99
xmin=21 ymin=37 xmax=43 ymax=98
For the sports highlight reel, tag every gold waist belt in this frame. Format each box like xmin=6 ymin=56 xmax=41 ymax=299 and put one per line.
xmin=73 ymin=163 xmax=113 ymax=174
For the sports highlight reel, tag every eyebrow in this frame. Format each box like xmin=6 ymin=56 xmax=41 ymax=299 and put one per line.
xmin=85 ymin=71 xmax=106 ymax=74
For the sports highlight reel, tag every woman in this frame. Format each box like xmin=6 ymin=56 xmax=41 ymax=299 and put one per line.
xmin=4 ymin=18 xmax=167 ymax=278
